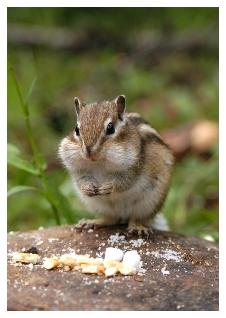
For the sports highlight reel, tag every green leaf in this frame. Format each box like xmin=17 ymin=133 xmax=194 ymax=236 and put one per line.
xmin=7 ymin=143 xmax=20 ymax=156
xmin=25 ymin=77 xmax=37 ymax=104
xmin=7 ymin=185 xmax=39 ymax=197
xmin=7 ymin=143 xmax=39 ymax=175
xmin=42 ymin=180 xmax=76 ymax=224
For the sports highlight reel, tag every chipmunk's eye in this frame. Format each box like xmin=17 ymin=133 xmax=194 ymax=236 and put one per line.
xmin=106 ymin=122 xmax=115 ymax=135
xmin=75 ymin=126 xmax=80 ymax=136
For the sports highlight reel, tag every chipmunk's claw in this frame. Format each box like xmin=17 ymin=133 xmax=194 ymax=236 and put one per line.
xmin=74 ymin=218 xmax=117 ymax=230
xmin=74 ymin=218 xmax=98 ymax=230
xmin=127 ymin=223 xmax=153 ymax=237
xmin=80 ymin=184 xmax=98 ymax=197
xmin=97 ymin=182 xmax=113 ymax=195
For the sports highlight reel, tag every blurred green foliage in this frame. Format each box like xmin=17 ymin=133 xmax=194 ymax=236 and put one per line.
xmin=7 ymin=8 xmax=218 ymax=241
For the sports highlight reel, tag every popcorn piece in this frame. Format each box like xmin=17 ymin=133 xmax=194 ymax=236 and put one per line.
xmin=104 ymin=247 xmax=124 ymax=261
xmin=64 ymin=265 xmax=71 ymax=272
xmin=118 ymin=263 xmax=136 ymax=276
xmin=161 ymin=266 xmax=170 ymax=275
xmin=28 ymin=263 xmax=34 ymax=270
xmin=77 ymin=256 xmax=104 ymax=267
xmin=72 ymin=265 xmax=81 ymax=271
xmin=75 ymin=255 xmax=91 ymax=265
xmin=103 ymin=259 xmax=121 ymax=269
xmin=12 ymin=252 xmax=41 ymax=264
xmin=97 ymin=265 xmax=105 ymax=274
xmin=43 ymin=257 xmax=59 ymax=270
xmin=105 ymin=267 xmax=118 ymax=277
xmin=122 ymin=250 xmax=141 ymax=271
xmin=59 ymin=254 xmax=78 ymax=267
xmin=88 ymin=257 xmax=104 ymax=265
xmin=81 ymin=264 xmax=99 ymax=274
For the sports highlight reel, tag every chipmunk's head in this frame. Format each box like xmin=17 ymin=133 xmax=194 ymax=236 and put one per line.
xmin=74 ymin=95 xmax=126 ymax=161
xmin=59 ymin=95 xmax=140 ymax=170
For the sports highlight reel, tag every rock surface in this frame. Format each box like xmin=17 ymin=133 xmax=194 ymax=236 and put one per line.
xmin=7 ymin=225 xmax=219 ymax=311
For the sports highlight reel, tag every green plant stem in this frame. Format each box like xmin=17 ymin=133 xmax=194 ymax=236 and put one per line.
xmin=10 ymin=65 xmax=61 ymax=225
xmin=25 ymin=110 xmax=61 ymax=225
xmin=25 ymin=114 xmax=61 ymax=225
xmin=48 ymin=198 xmax=61 ymax=225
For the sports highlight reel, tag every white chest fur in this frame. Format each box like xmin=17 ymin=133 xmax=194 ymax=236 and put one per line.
xmin=75 ymin=171 xmax=160 ymax=221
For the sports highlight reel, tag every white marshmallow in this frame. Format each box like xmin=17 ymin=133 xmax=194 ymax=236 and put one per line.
xmin=122 ymin=250 xmax=141 ymax=271
xmin=104 ymin=247 xmax=124 ymax=262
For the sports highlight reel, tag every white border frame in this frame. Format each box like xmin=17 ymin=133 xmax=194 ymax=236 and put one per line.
xmin=1 ymin=0 xmax=222 ymax=316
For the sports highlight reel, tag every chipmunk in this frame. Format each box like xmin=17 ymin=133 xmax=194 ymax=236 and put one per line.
xmin=58 ymin=95 xmax=174 ymax=235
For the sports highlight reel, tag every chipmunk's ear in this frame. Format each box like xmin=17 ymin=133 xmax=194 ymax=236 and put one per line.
xmin=74 ymin=97 xmax=82 ymax=117
xmin=115 ymin=95 xmax=126 ymax=119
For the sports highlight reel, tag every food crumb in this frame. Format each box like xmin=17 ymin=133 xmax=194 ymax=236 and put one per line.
xmin=36 ymin=240 xmax=44 ymax=246
xmin=176 ymin=304 xmax=184 ymax=309
xmin=151 ymin=249 xmax=182 ymax=263
xmin=202 ymin=235 xmax=215 ymax=242
xmin=43 ymin=257 xmax=59 ymax=270
xmin=48 ymin=238 xmax=59 ymax=243
xmin=28 ymin=263 xmax=34 ymax=270
xmin=129 ymin=238 xmax=144 ymax=248
xmin=12 ymin=252 xmax=41 ymax=264
xmin=161 ymin=266 xmax=170 ymax=275
xmin=107 ymin=233 xmax=126 ymax=245
xmin=137 ymin=272 xmax=144 ymax=276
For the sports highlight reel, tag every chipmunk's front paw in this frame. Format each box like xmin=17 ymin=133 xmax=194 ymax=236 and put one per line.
xmin=127 ymin=222 xmax=153 ymax=237
xmin=97 ymin=182 xmax=113 ymax=195
xmin=80 ymin=183 xmax=98 ymax=197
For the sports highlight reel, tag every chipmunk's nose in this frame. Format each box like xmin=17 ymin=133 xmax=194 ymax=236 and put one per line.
xmin=84 ymin=145 xmax=96 ymax=160
xmin=86 ymin=146 xmax=91 ymax=156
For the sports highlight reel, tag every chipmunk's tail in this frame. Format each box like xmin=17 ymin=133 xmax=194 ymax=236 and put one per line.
xmin=152 ymin=213 xmax=170 ymax=231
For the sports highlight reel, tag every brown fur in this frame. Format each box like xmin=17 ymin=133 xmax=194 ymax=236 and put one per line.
xmin=79 ymin=101 xmax=118 ymax=149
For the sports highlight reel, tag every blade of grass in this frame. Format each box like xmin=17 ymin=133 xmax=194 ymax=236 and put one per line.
xmin=7 ymin=143 xmax=39 ymax=175
xmin=25 ymin=77 xmax=37 ymax=104
xmin=7 ymin=185 xmax=39 ymax=197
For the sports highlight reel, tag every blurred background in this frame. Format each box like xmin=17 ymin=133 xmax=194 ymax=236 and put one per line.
xmin=7 ymin=8 xmax=218 ymax=241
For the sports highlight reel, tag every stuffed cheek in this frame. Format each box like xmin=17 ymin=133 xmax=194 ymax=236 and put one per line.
xmin=59 ymin=139 xmax=82 ymax=169
xmin=105 ymin=145 xmax=137 ymax=169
